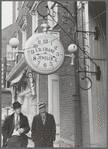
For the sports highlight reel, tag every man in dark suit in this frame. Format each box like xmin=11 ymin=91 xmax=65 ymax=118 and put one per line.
xmin=31 ymin=101 xmax=56 ymax=147
xmin=2 ymin=101 xmax=30 ymax=147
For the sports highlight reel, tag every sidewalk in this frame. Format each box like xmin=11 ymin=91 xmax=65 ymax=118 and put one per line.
xmin=27 ymin=138 xmax=34 ymax=147
xmin=27 ymin=138 xmax=59 ymax=147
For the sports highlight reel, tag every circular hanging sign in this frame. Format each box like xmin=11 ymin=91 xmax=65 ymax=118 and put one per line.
xmin=24 ymin=33 xmax=65 ymax=74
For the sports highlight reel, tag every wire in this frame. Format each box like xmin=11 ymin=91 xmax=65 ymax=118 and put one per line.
xmin=94 ymin=2 xmax=106 ymax=40
xmin=51 ymin=1 xmax=106 ymax=42
xmin=81 ymin=10 xmax=106 ymax=32
xmin=53 ymin=1 xmax=106 ymax=38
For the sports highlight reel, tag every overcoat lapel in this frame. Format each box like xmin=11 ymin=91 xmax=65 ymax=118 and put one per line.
xmin=44 ymin=112 xmax=49 ymax=128
xmin=9 ymin=114 xmax=15 ymax=136
xmin=19 ymin=113 xmax=24 ymax=127
xmin=39 ymin=114 xmax=44 ymax=128
xmin=38 ymin=112 xmax=49 ymax=128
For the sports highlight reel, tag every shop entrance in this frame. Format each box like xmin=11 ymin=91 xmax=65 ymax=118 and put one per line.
xmin=48 ymin=74 xmax=60 ymax=146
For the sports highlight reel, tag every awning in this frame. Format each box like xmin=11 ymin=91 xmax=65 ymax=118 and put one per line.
xmin=10 ymin=67 xmax=28 ymax=86
xmin=6 ymin=57 xmax=27 ymax=82
xmin=11 ymin=73 xmax=23 ymax=86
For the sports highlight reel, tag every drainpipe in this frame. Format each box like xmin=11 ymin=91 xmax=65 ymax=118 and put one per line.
xmin=72 ymin=1 xmax=82 ymax=147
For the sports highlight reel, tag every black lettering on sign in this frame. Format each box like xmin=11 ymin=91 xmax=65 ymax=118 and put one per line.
xmin=31 ymin=50 xmax=35 ymax=54
xmin=45 ymin=48 xmax=48 ymax=51
xmin=33 ymin=57 xmax=36 ymax=61
xmin=35 ymin=48 xmax=37 ymax=52
xmin=38 ymin=48 xmax=41 ymax=51
xmin=50 ymin=49 xmax=54 ymax=53
xmin=54 ymin=46 xmax=57 ymax=50
xmin=38 ymin=56 xmax=41 ymax=60
xmin=54 ymin=58 xmax=57 ymax=62
xmin=37 ymin=61 xmax=40 ymax=65
xmin=43 ymin=39 xmax=48 ymax=43
xmin=43 ymin=63 xmax=47 ymax=67
xmin=38 ymin=40 xmax=41 ymax=44
xmin=56 ymin=52 xmax=59 ymax=56
xmin=51 ymin=57 xmax=53 ymax=61
xmin=49 ymin=62 xmax=53 ymax=66
xmin=33 ymin=44 xmax=38 ymax=48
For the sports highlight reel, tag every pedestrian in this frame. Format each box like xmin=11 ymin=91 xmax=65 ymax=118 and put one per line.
xmin=31 ymin=101 xmax=56 ymax=147
xmin=2 ymin=101 xmax=30 ymax=147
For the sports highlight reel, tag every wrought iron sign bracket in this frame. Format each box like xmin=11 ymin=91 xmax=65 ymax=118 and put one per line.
xmin=77 ymin=66 xmax=101 ymax=81
xmin=34 ymin=1 xmax=101 ymax=90
xmin=76 ymin=26 xmax=99 ymax=40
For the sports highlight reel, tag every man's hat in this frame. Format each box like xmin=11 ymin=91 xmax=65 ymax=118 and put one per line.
xmin=12 ymin=101 xmax=22 ymax=109
xmin=38 ymin=101 xmax=46 ymax=109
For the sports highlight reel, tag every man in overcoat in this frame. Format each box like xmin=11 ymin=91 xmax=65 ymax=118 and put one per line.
xmin=2 ymin=101 xmax=30 ymax=147
xmin=31 ymin=101 xmax=56 ymax=147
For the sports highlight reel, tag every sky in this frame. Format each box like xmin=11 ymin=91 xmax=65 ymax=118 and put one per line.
xmin=2 ymin=1 xmax=13 ymax=29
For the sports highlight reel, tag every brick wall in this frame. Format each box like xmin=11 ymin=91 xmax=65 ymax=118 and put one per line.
xmin=2 ymin=91 xmax=12 ymax=108
xmin=54 ymin=1 xmax=76 ymax=146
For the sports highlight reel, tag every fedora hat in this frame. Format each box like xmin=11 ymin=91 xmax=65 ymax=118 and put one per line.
xmin=12 ymin=101 xmax=22 ymax=109
xmin=38 ymin=101 xmax=46 ymax=109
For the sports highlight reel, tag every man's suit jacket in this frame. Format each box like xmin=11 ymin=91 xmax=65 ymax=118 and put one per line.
xmin=2 ymin=112 xmax=30 ymax=147
xmin=31 ymin=112 xmax=56 ymax=147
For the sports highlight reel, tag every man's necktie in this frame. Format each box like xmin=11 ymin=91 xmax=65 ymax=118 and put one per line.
xmin=41 ymin=113 xmax=46 ymax=125
xmin=15 ymin=115 xmax=20 ymax=130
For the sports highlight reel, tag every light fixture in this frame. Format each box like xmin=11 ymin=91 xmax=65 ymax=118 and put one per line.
xmin=9 ymin=38 xmax=24 ymax=53
xmin=9 ymin=38 xmax=19 ymax=48
xmin=65 ymin=44 xmax=77 ymax=65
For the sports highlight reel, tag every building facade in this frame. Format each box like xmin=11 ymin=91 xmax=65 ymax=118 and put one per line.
xmin=2 ymin=1 xmax=107 ymax=147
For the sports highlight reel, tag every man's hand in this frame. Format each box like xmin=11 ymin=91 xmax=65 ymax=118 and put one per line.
xmin=18 ymin=128 xmax=25 ymax=134
xmin=7 ymin=138 xmax=9 ymax=142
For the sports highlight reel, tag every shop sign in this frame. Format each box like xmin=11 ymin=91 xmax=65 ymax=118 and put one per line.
xmin=28 ymin=69 xmax=36 ymax=98
xmin=24 ymin=33 xmax=65 ymax=74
